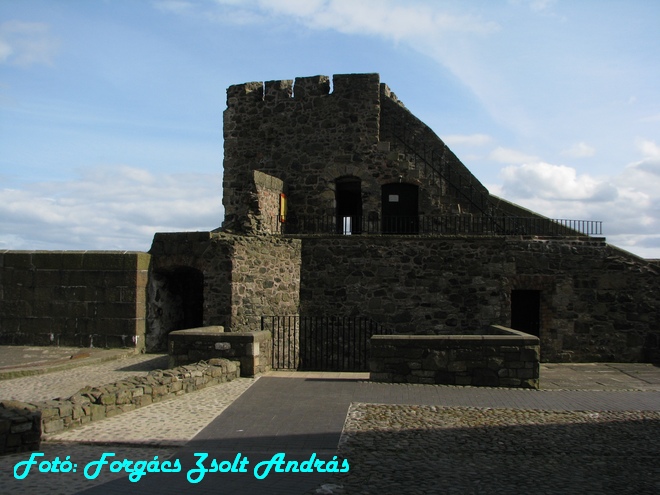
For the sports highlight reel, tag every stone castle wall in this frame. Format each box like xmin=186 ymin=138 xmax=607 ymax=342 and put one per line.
xmin=0 ymin=251 xmax=150 ymax=350
xmin=147 ymin=232 xmax=301 ymax=351
xmin=222 ymin=73 xmax=497 ymax=235
xmin=298 ymin=235 xmax=660 ymax=362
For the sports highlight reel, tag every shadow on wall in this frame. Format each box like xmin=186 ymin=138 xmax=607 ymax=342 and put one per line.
xmin=147 ymin=267 xmax=204 ymax=352
xmin=645 ymin=332 xmax=660 ymax=364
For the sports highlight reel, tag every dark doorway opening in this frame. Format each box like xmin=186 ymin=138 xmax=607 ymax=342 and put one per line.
xmin=148 ymin=267 xmax=204 ymax=351
xmin=511 ymin=290 xmax=541 ymax=337
xmin=336 ymin=177 xmax=362 ymax=234
xmin=382 ymin=183 xmax=419 ymax=234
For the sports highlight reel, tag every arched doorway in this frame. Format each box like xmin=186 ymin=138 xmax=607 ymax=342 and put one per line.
xmin=382 ymin=183 xmax=419 ymax=234
xmin=336 ymin=176 xmax=362 ymax=234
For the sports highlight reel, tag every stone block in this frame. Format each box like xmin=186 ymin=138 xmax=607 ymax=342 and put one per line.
xmin=60 ymin=252 xmax=86 ymax=270
xmin=520 ymin=347 xmax=540 ymax=361
xmin=0 ymin=419 xmax=10 ymax=434
xmin=410 ymin=370 xmax=436 ymax=378
xmin=115 ymin=390 xmax=132 ymax=405
xmin=39 ymin=406 xmax=60 ymax=420
xmin=6 ymin=433 xmax=22 ymax=447
xmin=516 ymin=368 xmax=537 ymax=380
xmin=82 ymin=252 xmax=129 ymax=270
xmin=455 ymin=375 xmax=473 ymax=386
xmin=3 ymin=252 xmax=33 ymax=270
xmin=10 ymin=422 xmax=32 ymax=434
xmin=42 ymin=419 xmax=64 ymax=434
xmin=57 ymin=403 xmax=73 ymax=418
xmin=447 ymin=361 xmax=467 ymax=372
xmin=90 ymin=404 xmax=106 ymax=420
xmin=105 ymin=406 xmax=120 ymax=418
xmin=422 ymin=350 xmax=448 ymax=370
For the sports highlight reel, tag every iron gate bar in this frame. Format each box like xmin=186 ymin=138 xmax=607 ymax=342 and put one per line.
xmin=264 ymin=315 xmax=393 ymax=371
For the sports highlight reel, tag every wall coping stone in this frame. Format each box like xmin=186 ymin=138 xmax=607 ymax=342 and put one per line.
xmin=168 ymin=328 xmax=272 ymax=376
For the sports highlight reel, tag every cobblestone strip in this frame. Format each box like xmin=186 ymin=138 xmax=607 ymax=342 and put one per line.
xmin=314 ymin=403 xmax=660 ymax=495
xmin=45 ymin=377 xmax=257 ymax=446
xmin=0 ymin=377 xmax=257 ymax=495
xmin=1 ymin=355 xmax=170 ymax=402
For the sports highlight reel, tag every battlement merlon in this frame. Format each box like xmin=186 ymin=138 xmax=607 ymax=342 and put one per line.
xmin=264 ymin=79 xmax=293 ymax=101
xmin=380 ymin=83 xmax=406 ymax=108
xmin=226 ymin=73 xmax=382 ymax=107
xmin=293 ymin=75 xmax=330 ymax=98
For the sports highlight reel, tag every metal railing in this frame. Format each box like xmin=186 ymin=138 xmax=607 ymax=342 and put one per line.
xmin=381 ymin=98 xmax=492 ymax=217
xmin=268 ymin=215 xmax=602 ymax=237
xmin=262 ymin=315 xmax=393 ymax=371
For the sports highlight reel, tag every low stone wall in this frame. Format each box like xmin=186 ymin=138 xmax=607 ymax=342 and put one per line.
xmin=0 ymin=359 xmax=239 ymax=455
xmin=369 ymin=326 xmax=540 ymax=389
xmin=168 ymin=327 xmax=271 ymax=376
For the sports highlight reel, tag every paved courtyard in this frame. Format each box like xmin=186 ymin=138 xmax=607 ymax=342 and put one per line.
xmin=0 ymin=347 xmax=659 ymax=494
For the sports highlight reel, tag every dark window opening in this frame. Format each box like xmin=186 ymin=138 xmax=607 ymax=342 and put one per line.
xmin=382 ymin=183 xmax=419 ymax=234
xmin=336 ymin=177 xmax=362 ymax=234
xmin=511 ymin=290 xmax=541 ymax=337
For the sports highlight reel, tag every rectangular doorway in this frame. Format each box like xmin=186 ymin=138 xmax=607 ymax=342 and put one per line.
xmin=511 ymin=290 xmax=541 ymax=337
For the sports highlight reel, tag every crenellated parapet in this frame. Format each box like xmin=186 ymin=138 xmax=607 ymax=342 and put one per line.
xmin=226 ymin=73 xmax=379 ymax=108
xmin=222 ymin=73 xmax=383 ymax=232
xmin=222 ymin=72 xmax=537 ymax=235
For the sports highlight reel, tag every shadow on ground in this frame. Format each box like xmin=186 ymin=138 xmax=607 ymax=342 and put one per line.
xmin=115 ymin=355 xmax=169 ymax=372
xmin=69 ymin=407 xmax=660 ymax=495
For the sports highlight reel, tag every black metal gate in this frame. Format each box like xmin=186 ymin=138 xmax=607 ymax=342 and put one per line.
xmin=262 ymin=316 xmax=391 ymax=371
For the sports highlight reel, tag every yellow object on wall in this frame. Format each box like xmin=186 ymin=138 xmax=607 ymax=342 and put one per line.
xmin=279 ymin=193 xmax=287 ymax=222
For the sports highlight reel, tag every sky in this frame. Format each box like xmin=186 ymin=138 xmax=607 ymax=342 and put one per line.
xmin=1 ymin=0 xmax=659 ymax=258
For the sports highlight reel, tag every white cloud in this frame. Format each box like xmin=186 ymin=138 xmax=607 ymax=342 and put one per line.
xmin=152 ymin=0 xmax=194 ymax=15
xmin=500 ymin=162 xmax=618 ymax=202
xmin=0 ymin=166 xmax=223 ymax=251
xmin=0 ymin=39 xmax=12 ymax=62
xmin=0 ymin=21 xmax=60 ymax=67
xmin=493 ymin=141 xmax=660 ymax=257
xmin=562 ymin=142 xmax=595 ymax=158
xmin=509 ymin=0 xmax=557 ymax=12
xmin=254 ymin=0 xmax=499 ymax=39
xmin=163 ymin=0 xmax=499 ymax=39
xmin=635 ymin=138 xmax=660 ymax=159
xmin=489 ymin=146 xmax=538 ymax=164
xmin=640 ymin=113 xmax=660 ymax=123
xmin=442 ymin=134 xmax=493 ymax=147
